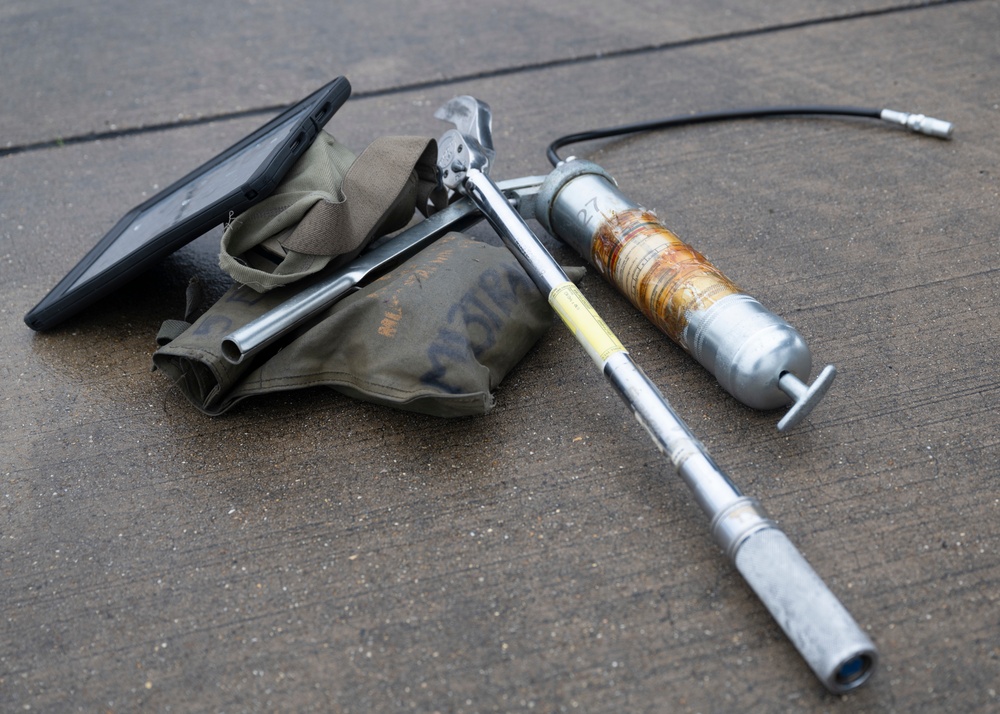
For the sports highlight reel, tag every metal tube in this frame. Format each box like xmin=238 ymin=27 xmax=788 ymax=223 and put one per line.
xmin=462 ymin=166 xmax=877 ymax=693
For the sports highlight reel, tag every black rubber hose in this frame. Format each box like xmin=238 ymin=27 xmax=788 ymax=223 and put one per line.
xmin=546 ymin=105 xmax=882 ymax=166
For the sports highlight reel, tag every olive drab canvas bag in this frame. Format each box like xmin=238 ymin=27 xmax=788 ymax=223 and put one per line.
xmin=153 ymin=132 xmax=580 ymax=416
xmin=154 ymin=232 xmax=568 ymax=416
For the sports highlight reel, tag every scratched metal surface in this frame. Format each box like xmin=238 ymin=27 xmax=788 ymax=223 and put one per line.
xmin=2 ymin=1 xmax=999 ymax=712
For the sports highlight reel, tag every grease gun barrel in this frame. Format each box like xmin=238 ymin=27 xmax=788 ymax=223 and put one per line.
xmin=534 ymin=160 xmax=834 ymax=431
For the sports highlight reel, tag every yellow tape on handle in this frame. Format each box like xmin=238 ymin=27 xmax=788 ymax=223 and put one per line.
xmin=549 ymin=282 xmax=628 ymax=367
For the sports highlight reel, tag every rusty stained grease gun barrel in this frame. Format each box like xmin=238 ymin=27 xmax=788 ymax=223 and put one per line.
xmin=535 ymin=159 xmax=833 ymax=432
xmin=435 ymin=97 xmax=876 ymax=690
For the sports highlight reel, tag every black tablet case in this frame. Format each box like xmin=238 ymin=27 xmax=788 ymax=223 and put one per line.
xmin=25 ymin=76 xmax=351 ymax=331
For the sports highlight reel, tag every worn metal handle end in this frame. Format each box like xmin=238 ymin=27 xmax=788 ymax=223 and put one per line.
xmin=733 ymin=527 xmax=877 ymax=692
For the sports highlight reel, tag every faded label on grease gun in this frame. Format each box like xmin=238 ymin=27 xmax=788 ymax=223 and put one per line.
xmin=591 ymin=209 xmax=742 ymax=345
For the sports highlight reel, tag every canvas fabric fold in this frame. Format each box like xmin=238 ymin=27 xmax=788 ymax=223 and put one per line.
xmin=218 ymin=132 xmax=444 ymax=292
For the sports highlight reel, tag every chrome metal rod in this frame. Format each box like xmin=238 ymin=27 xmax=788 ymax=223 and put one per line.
xmin=221 ymin=197 xmax=485 ymax=364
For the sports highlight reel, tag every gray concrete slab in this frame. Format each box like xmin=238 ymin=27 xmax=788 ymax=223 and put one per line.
xmin=3 ymin=1 xmax=936 ymax=147
xmin=2 ymin=1 xmax=999 ymax=712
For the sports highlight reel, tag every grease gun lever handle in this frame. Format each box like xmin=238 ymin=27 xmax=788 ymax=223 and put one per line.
xmin=460 ymin=164 xmax=877 ymax=694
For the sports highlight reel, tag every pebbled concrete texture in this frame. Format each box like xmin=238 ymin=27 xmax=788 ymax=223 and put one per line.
xmin=2 ymin=2 xmax=998 ymax=712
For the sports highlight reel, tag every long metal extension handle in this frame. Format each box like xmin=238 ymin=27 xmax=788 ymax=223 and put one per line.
xmin=462 ymin=167 xmax=877 ymax=692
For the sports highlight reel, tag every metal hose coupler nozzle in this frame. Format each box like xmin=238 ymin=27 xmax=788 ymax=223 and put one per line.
xmin=535 ymin=160 xmax=835 ymax=431
xmin=880 ymin=109 xmax=954 ymax=139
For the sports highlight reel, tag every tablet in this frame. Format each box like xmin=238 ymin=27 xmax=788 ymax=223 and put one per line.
xmin=24 ymin=76 xmax=352 ymax=331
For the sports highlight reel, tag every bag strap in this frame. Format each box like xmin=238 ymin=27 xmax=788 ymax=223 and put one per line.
xmin=281 ymin=135 xmax=443 ymax=257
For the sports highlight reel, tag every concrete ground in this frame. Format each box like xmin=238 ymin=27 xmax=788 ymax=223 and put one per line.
xmin=2 ymin=1 xmax=998 ymax=711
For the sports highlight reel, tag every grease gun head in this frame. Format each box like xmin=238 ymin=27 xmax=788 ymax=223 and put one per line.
xmin=434 ymin=95 xmax=496 ymax=154
xmin=435 ymin=96 xmax=496 ymax=192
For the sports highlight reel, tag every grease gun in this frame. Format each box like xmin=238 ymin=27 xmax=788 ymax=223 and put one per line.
xmin=434 ymin=95 xmax=878 ymax=693
xmin=213 ymin=96 xmax=955 ymax=691
xmin=537 ymin=107 xmax=952 ymax=430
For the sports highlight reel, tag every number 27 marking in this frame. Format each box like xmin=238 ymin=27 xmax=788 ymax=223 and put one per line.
xmin=577 ymin=196 xmax=601 ymax=226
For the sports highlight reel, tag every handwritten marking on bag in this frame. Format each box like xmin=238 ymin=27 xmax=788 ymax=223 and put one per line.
xmin=378 ymin=296 xmax=402 ymax=337
xmin=373 ymin=246 xmax=456 ymax=339
xmin=419 ymin=263 xmax=537 ymax=394
xmin=193 ymin=315 xmax=234 ymax=336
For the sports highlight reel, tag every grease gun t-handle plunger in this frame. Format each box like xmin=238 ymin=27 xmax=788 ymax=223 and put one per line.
xmin=434 ymin=96 xmax=876 ymax=693
xmin=534 ymin=160 xmax=833 ymax=431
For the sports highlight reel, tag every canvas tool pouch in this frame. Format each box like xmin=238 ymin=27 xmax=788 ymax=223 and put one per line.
xmin=153 ymin=232 xmax=580 ymax=417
